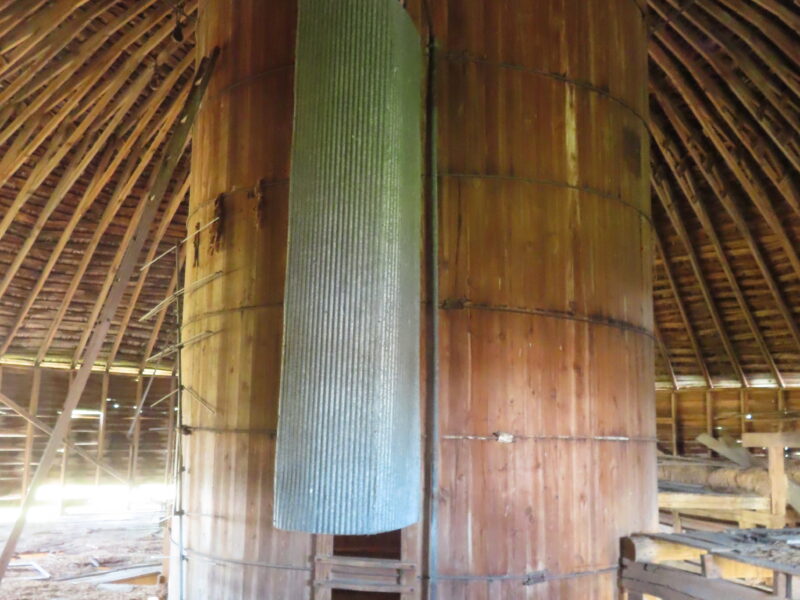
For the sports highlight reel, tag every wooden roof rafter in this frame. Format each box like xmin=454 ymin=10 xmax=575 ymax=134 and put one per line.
xmin=747 ymin=0 xmax=800 ymax=32
xmin=650 ymin=85 xmax=800 ymax=366
xmin=651 ymin=168 xmax=748 ymax=386
xmin=0 ymin=65 xmax=155 ymax=301
xmin=105 ymin=173 xmax=191 ymax=368
xmin=0 ymin=0 xmax=94 ymax=76
xmin=653 ymin=0 xmax=800 ymax=173
xmin=655 ymin=322 xmax=680 ymax=390
xmin=650 ymin=101 xmax=786 ymax=387
xmin=0 ymin=1 xmax=180 ymax=193
xmin=33 ymin=84 xmax=193 ymax=365
xmin=654 ymin=230 xmax=713 ymax=388
xmin=650 ymin=50 xmax=800 ymax=281
xmin=0 ymin=55 xmax=194 ymax=361
xmin=706 ymin=0 xmax=799 ymax=91
xmin=68 ymin=142 xmax=189 ymax=368
xmin=650 ymin=25 xmax=799 ymax=213
xmin=648 ymin=0 xmax=800 ymax=387
xmin=0 ymin=0 xmax=195 ymax=366
xmin=0 ymin=0 xmax=161 ymax=110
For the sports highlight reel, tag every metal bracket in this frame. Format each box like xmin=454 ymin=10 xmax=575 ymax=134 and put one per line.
xmin=209 ymin=193 xmax=225 ymax=254
xmin=252 ymin=178 xmax=268 ymax=230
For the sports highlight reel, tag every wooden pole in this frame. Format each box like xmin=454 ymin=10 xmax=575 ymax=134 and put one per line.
xmin=741 ymin=388 xmax=749 ymax=438
xmin=95 ymin=372 xmax=109 ymax=485
xmin=0 ymin=50 xmax=217 ymax=583
xmin=164 ymin=376 xmax=177 ymax=488
xmin=671 ymin=391 xmax=679 ymax=456
xmin=20 ymin=367 xmax=40 ymax=497
xmin=58 ymin=372 xmax=74 ymax=515
xmin=127 ymin=377 xmax=143 ymax=488
xmin=779 ymin=388 xmax=786 ymax=433
xmin=705 ymin=390 xmax=714 ymax=457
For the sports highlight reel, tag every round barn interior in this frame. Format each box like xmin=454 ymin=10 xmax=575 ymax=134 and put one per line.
xmin=0 ymin=1 xmax=797 ymax=599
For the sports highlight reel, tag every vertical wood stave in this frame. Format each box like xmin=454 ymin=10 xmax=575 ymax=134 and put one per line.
xmin=177 ymin=1 xmax=313 ymax=598
xmin=417 ymin=1 xmax=654 ymax=597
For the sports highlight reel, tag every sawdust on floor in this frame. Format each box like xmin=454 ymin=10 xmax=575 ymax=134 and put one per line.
xmin=0 ymin=515 xmax=166 ymax=600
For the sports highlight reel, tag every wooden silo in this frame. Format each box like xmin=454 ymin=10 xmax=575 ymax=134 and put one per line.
xmin=180 ymin=1 xmax=655 ymax=597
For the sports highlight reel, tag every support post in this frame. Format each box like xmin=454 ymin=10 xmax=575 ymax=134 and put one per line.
xmin=740 ymin=387 xmax=748 ymax=439
xmin=95 ymin=372 xmax=109 ymax=485
xmin=769 ymin=446 xmax=787 ymax=524
xmin=742 ymin=432 xmax=795 ymax=527
xmin=127 ymin=376 xmax=143 ymax=488
xmin=779 ymin=388 xmax=786 ymax=433
xmin=706 ymin=390 xmax=714 ymax=457
xmin=57 ymin=373 xmax=73 ymax=516
xmin=164 ymin=375 xmax=176 ymax=487
xmin=671 ymin=390 xmax=678 ymax=456
xmin=20 ymin=367 xmax=40 ymax=498
xmin=311 ymin=535 xmax=333 ymax=600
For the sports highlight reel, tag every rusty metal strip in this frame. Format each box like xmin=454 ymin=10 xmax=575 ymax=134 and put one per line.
xmin=441 ymin=434 xmax=657 ymax=443
xmin=439 ymin=52 xmax=648 ymax=127
xmin=429 ymin=565 xmax=618 ymax=584
xmin=181 ymin=547 xmax=311 ymax=572
xmin=439 ymin=172 xmax=653 ymax=227
xmin=440 ymin=300 xmax=655 ymax=341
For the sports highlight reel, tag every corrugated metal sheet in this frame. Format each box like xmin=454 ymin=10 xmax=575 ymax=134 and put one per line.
xmin=274 ymin=0 xmax=422 ymax=534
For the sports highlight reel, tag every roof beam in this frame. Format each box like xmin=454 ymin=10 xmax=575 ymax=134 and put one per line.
xmin=651 ymin=171 xmax=747 ymax=386
xmin=651 ymin=113 xmax=783 ymax=386
xmin=654 ymin=230 xmax=712 ymax=388
xmin=0 ymin=0 xmax=122 ymax=106
xmin=709 ymin=0 xmax=799 ymax=72
xmin=0 ymin=0 xmax=48 ymax=41
xmin=0 ymin=0 xmax=161 ymax=110
xmin=105 ymin=174 xmax=190 ymax=367
xmin=652 ymin=28 xmax=799 ymax=212
xmin=650 ymin=50 xmax=800 ymax=286
xmin=0 ymin=0 xmax=92 ymax=78
xmin=0 ymin=55 xmax=194 ymax=358
xmin=656 ymin=0 xmax=800 ymax=144
xmin=0 ymin=2 xmax=176 ymax=192
xmin=654 ymin=322 xmax=679 ymax=390
xmin=32 ymin=84 xmax=191 ymax=364
xmin=747 ymin=0 xmax=800 ymax=32
xmin=651 ymin=84 xmax=800 ymax=366
xmin=0 ymin=66 xmax=153 ymax=301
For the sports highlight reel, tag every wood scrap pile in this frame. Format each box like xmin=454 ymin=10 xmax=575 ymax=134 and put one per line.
xmin=659 ymin=434 xmax=800 ymax=499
